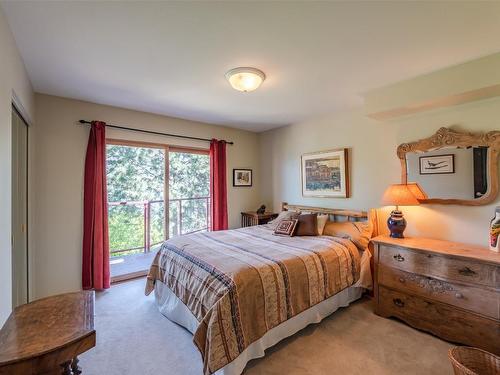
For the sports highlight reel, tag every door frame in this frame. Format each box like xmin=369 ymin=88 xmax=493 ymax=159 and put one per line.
xmin=11 ymin=103 xmax=30 ymax=305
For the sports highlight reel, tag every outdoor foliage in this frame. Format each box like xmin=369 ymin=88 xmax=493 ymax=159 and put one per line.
xmin=169 ymin=151 xmax=210 ymax=236
xmin=106 ymin=145 xmax=209 ymax=256
xmin=169 ymin=151 xmax=209 ymax=199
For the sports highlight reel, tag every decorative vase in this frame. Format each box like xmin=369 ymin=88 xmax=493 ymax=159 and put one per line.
xmin=387 ymin=209 xmax=407 ymax=238
xmin=489 ymin=206 xmax=500 ymax=252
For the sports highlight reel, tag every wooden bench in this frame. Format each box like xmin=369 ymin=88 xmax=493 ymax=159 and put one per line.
xmin=0 ymin=291 xmax=95 ymax=375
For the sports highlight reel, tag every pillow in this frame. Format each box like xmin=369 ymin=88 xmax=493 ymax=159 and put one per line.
xmin=317 ymin=214 xmax=328 ymax=235
xmin=268 ymin=210 xmax=300 ymax=230
xmin=274 ymin=219 xmax=298 ymax=236
xmin=296 ymin=212 xmax=328 ymax=234
xmin=295 ymin=213 xmax=318 ymax=236
xmin=322 ymin=220 xmax=373 ymax=250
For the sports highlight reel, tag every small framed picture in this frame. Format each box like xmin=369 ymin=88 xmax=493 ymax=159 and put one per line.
xmin=233 ymin=169 xmax=252 ymax=187
xmin=419 ymin=154 xmax=455 ymax=175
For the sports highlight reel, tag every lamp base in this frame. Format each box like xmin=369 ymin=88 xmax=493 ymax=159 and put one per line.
xmin=387 ymin=210 xmax=407 ymax=238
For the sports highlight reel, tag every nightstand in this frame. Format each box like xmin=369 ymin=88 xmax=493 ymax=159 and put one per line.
xmin=371 ymin=235 xmax=500 ymax=355
xmin=241 ymin=211 xmax=278 ymax=227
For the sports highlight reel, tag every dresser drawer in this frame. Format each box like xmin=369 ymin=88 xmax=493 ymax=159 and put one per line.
xmin=379 ymin=244 xmax=499 ymax=288
xmin=378 ymin=264 xmax=500 ymax=319
xmin=377 ymin=286 xmax=500 ymax=355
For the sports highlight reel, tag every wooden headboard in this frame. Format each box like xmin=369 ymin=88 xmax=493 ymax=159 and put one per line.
xmin=281 ymin=202 xmax=379 ymax=238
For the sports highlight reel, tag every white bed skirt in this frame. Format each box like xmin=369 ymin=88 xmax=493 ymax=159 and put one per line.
xmin=154 ymin=250 xmax=372 ymax=375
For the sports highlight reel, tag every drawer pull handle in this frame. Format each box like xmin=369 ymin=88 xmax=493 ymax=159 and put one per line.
xmin=393 ymin=254 xmax=405 ymax=262
xmin=458 ymin=267 xmax=476 ymax=277
xmin=455 ymin=292 xmax=463 ymax=299
xmin=393 ymin=298 xmax=405 ymax=308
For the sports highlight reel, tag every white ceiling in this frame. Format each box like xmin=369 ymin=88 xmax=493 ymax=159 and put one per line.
xmin=2 ymin=1 xmax=500 ymax=132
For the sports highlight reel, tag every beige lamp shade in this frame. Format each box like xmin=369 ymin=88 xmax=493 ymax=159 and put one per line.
xmin=406 ymin=182 xmax=428 ymax=201
xmin=381 ymin=183 xmax=424 ymax=206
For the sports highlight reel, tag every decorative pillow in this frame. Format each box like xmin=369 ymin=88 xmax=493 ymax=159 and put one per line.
xmin=322 ymin=220 xmax=373 ymax=250
xmin=295 ymin=213 xmax=318 ymax=236
xmin=268 ymin=210 xmax=300 ymax=230
xmin=274 ymin=219 xmax=298 ymax=236
xmin=317 ymin=214 xmax=328 ymax=235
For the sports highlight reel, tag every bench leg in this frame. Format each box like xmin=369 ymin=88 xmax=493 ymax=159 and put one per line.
xmin=61 ymin=361 xmax=73 ymax=375
xmin=71 ymin=357 xmax=82 ymax=375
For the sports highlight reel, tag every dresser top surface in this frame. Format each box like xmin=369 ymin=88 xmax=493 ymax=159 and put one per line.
xmin=371 ymin=235 xmax=500 ymax=265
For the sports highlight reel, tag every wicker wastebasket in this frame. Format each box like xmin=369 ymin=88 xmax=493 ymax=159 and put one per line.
xmin=448 ymin=347 xmax=500 ymax=375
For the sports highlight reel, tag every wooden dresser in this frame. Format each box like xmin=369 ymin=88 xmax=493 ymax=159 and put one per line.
xmin=241 ymin=211 xmax=278 ymax=227
xmin=371 ymin=235 xmax=500 ymax=355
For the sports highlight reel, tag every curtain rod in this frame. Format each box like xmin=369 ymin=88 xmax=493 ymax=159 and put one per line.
xmin=78 ymin=120 xmax=234 ymax=145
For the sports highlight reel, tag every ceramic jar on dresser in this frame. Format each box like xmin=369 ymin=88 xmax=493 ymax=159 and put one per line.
xmin=371 ymin=235 xmax=500 ymax=355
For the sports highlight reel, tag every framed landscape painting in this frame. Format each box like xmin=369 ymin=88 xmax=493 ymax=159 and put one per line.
xmin=233 ymin=169 xmax=252 ymax=187
xmin=301 ymin=148 xmax=349 ymax=198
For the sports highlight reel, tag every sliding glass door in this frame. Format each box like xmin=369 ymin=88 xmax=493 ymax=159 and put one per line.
xmin=168 ymin=148 xmax=210 ymax=237
xmin=106 ymin=141 xmax=209 ymax=282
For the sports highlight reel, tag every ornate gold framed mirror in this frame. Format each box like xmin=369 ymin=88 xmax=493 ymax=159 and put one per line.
xmin=397 ymin=127 xmax=500 ymax=205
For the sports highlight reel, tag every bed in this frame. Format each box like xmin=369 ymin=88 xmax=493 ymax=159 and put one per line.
xmin=145 ymin=203 xmax=379 ymax=375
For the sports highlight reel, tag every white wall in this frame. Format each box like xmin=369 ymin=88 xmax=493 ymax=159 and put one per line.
xmin=33 ymin=94 xmax=261 ymax=299
xmin=0 ymin=8 xmax=34 ymax=325
xmin=364 ymin=52 xmax=500 ymax=119
xmin=259 ymin=96 xmax=500 ymax=247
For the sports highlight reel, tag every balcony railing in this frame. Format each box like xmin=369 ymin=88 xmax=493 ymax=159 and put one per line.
xmin=108 ymin=197 xmax=210 ymax=256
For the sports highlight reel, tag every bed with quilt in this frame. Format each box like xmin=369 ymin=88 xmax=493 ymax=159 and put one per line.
xmin=145 ymin=203 xmax=377 ymax=375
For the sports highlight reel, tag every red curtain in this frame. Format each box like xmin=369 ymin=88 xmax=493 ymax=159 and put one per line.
xmin=82 ymin=121 xmax=110 ymax=290
xmin=210 ymin=139 xmax=228 ymax=231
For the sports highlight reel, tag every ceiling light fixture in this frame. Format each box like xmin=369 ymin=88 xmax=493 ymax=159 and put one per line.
xmin=225 ymin=67 xmax=266 ymax=92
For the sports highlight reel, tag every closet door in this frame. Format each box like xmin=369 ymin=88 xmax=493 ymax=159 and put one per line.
xmin=11 ymin=106 xmax=28 ymax=307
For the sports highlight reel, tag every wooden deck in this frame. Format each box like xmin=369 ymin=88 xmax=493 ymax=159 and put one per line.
xmin=110 ymin=250 xmax=158 ymax=283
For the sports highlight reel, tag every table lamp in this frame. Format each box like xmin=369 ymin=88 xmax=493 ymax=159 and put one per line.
xmin=381 ymin=183 xmax=425 ymax=238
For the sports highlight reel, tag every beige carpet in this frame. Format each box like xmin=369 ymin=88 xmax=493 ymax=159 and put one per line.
xmin=79 ymin=278 xmax=453 ymax=375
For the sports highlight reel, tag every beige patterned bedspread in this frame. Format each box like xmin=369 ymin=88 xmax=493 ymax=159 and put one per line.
xmin=145 ymin=225 xmax=361 ymax=374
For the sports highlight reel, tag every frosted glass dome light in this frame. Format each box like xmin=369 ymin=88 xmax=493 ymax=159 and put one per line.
xmin=225 ymin=67 xmax=266 ymax=92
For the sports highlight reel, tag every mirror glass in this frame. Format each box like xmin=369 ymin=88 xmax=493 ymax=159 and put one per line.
xmin=406 ymin=146 xmax=489 ymax=200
